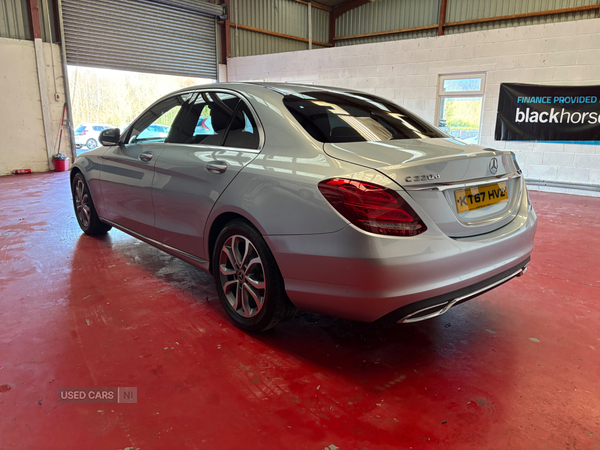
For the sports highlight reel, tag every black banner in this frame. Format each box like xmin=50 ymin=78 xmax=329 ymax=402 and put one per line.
xmin=495 ymin=83 xmax=600 ymax=141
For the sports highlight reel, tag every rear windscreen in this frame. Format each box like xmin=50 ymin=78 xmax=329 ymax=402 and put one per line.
xmin=283 ymin=91 xmax=445 ymax=143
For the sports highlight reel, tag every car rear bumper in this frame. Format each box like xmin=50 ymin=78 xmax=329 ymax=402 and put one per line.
xmin=265 ymin=193 xmax=537 ymax=323
xmin=376 ymin=257 xmax=529 ymax=324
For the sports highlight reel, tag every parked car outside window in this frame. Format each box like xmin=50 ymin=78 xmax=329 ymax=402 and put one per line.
xmin=74 ymin=123 xmax=114 ymax=154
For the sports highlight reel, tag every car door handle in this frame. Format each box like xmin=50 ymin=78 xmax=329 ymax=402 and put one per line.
xmin=205 ymin=161 xmax=228 ymax=174
xmin=138 ymin=151 xmax=154 ymax=162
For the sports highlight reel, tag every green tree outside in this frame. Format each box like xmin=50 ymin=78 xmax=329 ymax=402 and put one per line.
xmin=441 ymin=97 xmax=482 ymax=132
xmin=68 ymin=66 xmax=213 ymax=128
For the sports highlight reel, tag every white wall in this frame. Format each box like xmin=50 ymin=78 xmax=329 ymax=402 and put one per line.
xmin=0 ymin=37 xmax=71 ymax=175
xmin=228 ymin=18 xmax=600 ymax=197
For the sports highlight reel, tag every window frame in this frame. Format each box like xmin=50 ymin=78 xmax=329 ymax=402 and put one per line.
xmin=196 ymin=89 xmax=264 ymax=152
xmin=435 ymin=73 xmax=486 ymax=144
xmin=221 ymin=100 xmax=261 ymax=150
xmin=124 ymin=93 xmax=193 ymax=146
xmin=160 ymin=88 xmax=265 ymax=152
xmin=185 ymin=91 xmax=243 ymax=147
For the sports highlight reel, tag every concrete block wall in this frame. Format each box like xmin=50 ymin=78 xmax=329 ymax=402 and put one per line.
xmin=228 ymin=18 xmax=600 ymax=197
xmin=0 ymin=38 xmax=71 ymax=175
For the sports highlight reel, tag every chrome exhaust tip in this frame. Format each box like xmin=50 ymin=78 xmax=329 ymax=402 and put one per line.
xmin=397 ymin=264 xmax=529 ymax=324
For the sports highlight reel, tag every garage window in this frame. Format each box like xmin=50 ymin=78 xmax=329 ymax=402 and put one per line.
xmin=436 ymin=74 xmax=486 ymax=144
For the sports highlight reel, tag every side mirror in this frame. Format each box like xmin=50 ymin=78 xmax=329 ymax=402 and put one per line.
xmin=98 ymin=128 xmax=121 ymax=146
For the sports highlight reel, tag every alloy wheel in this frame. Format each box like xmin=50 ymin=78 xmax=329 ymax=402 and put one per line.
xmin=218 ymin=235 xmax=266 ymax=318
xmin=74 ymin=179 xmax=91 ymax=228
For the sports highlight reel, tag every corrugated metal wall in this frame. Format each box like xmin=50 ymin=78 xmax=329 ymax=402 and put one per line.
xmin=0 ymin=0 xmax=57 ymax=42
xmin=445 ymin=0 xmax=599 ymax=34
xmin=1 ymin=0 xmax=31 ymax=40
xmin=231 ymin=27 xmax=326 ymax=58
xmin=334 ymin=0 xmax=599 ymax=46
xmin=232 ymin=0 xmax=307 ymax=39
xmin=39 ymin=0 xmax=57 ymax=43
xmin=312 ymin=7 xmax=329 ymax=45
xmin=229 ymin=0 xmax=329 ymax=57
xmin=336 ymin=0 xmax=439 ymax=46
xmin=3 ymin=0 xmax=597 ymax=57
xmin=231 ymin=26 xmax=306 ymax=57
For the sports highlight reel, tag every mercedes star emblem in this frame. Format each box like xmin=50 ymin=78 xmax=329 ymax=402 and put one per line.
xmin=489 ymin=157 xmax=499 ymax=175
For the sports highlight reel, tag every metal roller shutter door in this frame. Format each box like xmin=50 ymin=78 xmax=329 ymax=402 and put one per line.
xmin=61 ymin=0 xmax=221 ymax=79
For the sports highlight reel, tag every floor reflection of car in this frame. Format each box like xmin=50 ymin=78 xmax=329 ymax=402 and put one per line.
xmin=74 ymin=124 xmax=113 ymax=151
xmin=70 ymin=83 xmax=537 ymax=332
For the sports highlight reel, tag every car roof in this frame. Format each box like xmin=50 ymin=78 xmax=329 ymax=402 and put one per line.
xmin=168 ymin=82 xmax=363 ymax=98
xmin=132 ymin=82 xmax=372 ymax=137
xmin=247 ymin=82 xmax=353 ymax=95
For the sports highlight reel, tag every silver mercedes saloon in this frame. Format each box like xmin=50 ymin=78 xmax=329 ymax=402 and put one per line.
xmin=71 ymin=83 xmax=537 ymax=331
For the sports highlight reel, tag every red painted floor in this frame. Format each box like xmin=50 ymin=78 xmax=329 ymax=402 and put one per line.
xmin=1 ymin=172 xmax=599 ymax=450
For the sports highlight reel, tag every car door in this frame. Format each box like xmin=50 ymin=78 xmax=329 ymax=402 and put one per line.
xmin=100 ymin=93 xmax=193 ymax=239
xmin=151 ymin=90 xmax=262 ymax=259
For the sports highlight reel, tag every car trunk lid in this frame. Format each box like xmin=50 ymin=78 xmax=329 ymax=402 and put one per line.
xmin=323 ymin=138 xmax=523 ymax=237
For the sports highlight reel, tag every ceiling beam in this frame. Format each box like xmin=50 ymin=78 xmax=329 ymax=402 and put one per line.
xmin=334 ymin=24 xmax=438 ymax=41
xmin=291 ymin=0 xmax=332 ymax=13
xmin=229 ymin=22 xmax=333 ymax=47
xmin=438 ymin=0 xmax=447 ymax=36
xmin=329 ymin=6 xmax=335 ymax=45
xmin=26 ymin=0 xmax=43 ymax=39
xmin=445 ymin=4 xmax=600 ymax=28
xmin=333 ymin=0 xmax=371 ymax=20
xmin=220 ymin=0 xmax=230 ymax=61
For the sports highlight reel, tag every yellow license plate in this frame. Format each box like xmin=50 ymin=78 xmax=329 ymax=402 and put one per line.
xmin=454 ymin=182 xmax=508 ymax=214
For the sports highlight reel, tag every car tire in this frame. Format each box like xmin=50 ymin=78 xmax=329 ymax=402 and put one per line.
xmin=86 ymin=138 xmax=98 ymax=150
xmin=212 ymin=219 xmax=297 ymax=332
xmin=72 ymin=172 xmax=112 ymax=235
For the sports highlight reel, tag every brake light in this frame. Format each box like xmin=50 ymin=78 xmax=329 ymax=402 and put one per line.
xmin=82 ymin=130 xmax=88 ymax=135
xmin=318 ymin=178 xmax=427 ymax=236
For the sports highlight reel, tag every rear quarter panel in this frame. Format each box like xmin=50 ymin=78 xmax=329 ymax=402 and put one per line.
xmin=205 ymin=88 xmax=426 ymax=255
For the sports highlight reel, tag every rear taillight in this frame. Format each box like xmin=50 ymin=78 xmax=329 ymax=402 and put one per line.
xmin=318 ymin=178 xmax=427 ymax=236
xmin=82 ymin=130 xmax=88 ymax=135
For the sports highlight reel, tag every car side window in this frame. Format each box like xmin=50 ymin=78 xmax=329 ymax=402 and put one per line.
xmin=164 ymin=91 xmax=259 ymax=150
xmin=223 ymin=101 xmax=260 ymax=150
xmin=168 ymin=92 xmax=241 ymax=146
xmin=127 ymin=93 xmax=194 ymax=144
